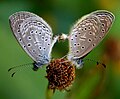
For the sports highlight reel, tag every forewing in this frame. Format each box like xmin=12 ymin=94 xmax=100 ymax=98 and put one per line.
xmin=68 ymin=10 xmax=114 ymax=59
xmin=91 ymin=10 xmax=115 ymax=44
xmin=9 ymin=11 xmax=53 ymax=62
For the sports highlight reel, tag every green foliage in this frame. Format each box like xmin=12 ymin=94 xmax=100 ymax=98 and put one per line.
xmin=0 ymin=0 xmax=120 ymax=99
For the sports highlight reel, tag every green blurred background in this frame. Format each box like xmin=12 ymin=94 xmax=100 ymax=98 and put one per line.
xmin=0 ymin=0 xmax=120 ymax=99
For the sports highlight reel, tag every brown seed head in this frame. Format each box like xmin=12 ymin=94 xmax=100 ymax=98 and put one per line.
xmin=46 ymin=58 xmax=75 ymax=91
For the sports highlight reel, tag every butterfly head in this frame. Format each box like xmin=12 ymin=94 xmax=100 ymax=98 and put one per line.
xmin=33 ymin=55 xmax=50 ymax=68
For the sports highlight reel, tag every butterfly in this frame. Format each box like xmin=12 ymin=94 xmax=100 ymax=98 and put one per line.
xmin=9 ymin=10 xmax=115 ymax=72
xmin=66 ymin=10 xmax=114 ymax=68
xmin=9 ymin=11 xmax=59 ymax=71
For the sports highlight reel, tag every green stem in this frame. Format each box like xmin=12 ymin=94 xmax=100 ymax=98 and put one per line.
xmin=46 ymin=86 xmax=54 ymax=99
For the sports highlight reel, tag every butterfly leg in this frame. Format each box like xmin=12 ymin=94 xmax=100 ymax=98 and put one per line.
xmin=48 ymin=35 xmax=59 ymax=56
xmin=74 ymin=58 xmax=84 ymax=69
xmin=51 ymin=35 xmax=59 ymax=47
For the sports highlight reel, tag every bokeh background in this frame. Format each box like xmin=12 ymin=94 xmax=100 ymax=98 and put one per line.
xmin=0 ymin=0 xmax=120 ymax=99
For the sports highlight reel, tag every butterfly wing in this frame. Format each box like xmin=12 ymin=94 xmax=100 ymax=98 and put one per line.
xmin=68 ymin=10 xmax=115 ymax=60
xmin=9 ymin=11 xmax=53 ymax=65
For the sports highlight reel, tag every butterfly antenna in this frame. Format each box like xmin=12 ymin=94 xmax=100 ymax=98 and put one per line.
xmin=8 ymin=63 xmax=33 ymax=77
xmin=83 ymin=59 xmax=106 ymax=68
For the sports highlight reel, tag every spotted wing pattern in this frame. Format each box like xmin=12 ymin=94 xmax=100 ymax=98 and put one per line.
xmin=68 ymin=10 xmax=114 ymax=60
xmin=9 ymin=11 xmax=53 ymax=65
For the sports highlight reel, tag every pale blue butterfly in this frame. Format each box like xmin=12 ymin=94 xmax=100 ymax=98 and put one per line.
xmin=60 ymin=10 xmax=115 ymax=68
xmin=9 ymin=11 xmax=58 ymax=72
xmin=9 ymin=10 xmax=115 ymax=75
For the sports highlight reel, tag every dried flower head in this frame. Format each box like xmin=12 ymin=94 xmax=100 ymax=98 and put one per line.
xmin=46 ymin=58 xmax=75 ymax=91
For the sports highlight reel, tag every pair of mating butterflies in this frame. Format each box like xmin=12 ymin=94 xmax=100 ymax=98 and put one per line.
xmin=9 ymin=10 xmax=114 ymax=70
